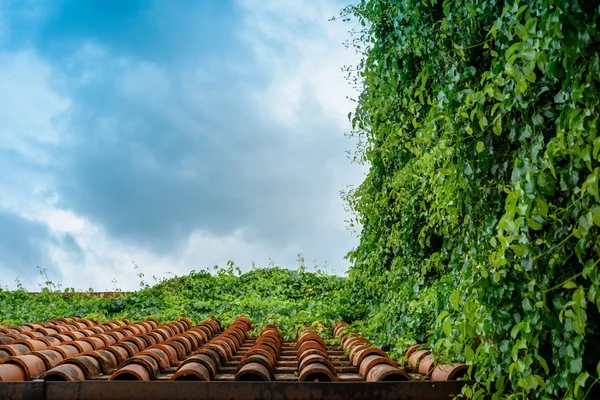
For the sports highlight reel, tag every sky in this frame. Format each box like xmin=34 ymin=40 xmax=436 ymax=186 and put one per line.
xmin=0 ymin=0 xmax=364 ymax=290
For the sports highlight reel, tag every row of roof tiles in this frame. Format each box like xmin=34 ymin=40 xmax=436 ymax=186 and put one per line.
xmin=0 ymin=317 xmax=467 ymax=382
xmin=333 ymin=322 xmax=467 ymax=381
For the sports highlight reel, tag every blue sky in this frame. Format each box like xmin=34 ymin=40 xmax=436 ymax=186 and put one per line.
xmin=0 ymin=0 xmax=363 ymax=290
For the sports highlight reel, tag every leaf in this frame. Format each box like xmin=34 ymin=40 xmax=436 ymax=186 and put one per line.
xmin=536 ymin=355 xmax=549 ymax=374
xmin=505 ymin=43 xmax=522 ymax=60
xmin=521 ymin=48 xmax=537 ymax=61
xmin=575 ymin=371 xmax=589 ymax=396
xmin=511 ymin=244 xmax=524 ymax=256
xmin=495 ymin=375 xmax=506 ymax=394
xmin=436 ymin=311 xmax=449 ymax=324
xmin=525 ymin=374 xmax=539 ymax=390
xmin=528 ymin=218 xmax=542 ymax=230
xmin=464 ymin=346 xmax=474 ymax=362
xmin=476 ymin=141 xmax=485 ymax=153
xmin=493 ymin=121 xmax=502 ymax=135
xmin=517 ymin=4 xmax=528 ymax=15
xmin=525 ymin=18 xmax=538 ymax=34
xmin=570 ymin=357 xmax=583 ymax=374
xmin=522 ymin=298 xmax=532 ymax=311
xmin=593 ymin=210 xmax=600 ymax=227
xmin=534 ymin=375 xmax=546 ymax=388
xmin=450 ymin=291 xmax=460 ymax=311
xmin=535 ymin=198 xmax=548 ymax=216
xmin=562 ymin=281 xmax=578 ymax=289
xmin=511 ymin=322 xmax=522 ymax=339
xmin=535 ymin=300 xmax=544 ymax=308
xmin=575 ymin=372 xmax=590 ymax=387
xmin=443 ymin=318 xmax=452 ymax=336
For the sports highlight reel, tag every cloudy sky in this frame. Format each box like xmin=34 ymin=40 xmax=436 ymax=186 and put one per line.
xmin=0 ymin=0 xmax=363 ymax=290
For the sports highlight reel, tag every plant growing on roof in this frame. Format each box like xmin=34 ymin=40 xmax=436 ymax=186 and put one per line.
xmin=0 ymin=264 xmax=355 ymax=342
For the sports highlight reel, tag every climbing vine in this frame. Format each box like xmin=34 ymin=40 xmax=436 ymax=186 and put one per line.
xmin=343 ymin=0 xmax=600 ymax=398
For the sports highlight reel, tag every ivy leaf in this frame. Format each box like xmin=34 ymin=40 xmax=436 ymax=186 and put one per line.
xmin=536 ymin=355 xmax=549 ymax=375
xmin=521 ymin=48 xmax=537 ymax=61
xmin=525 ymin=374 xmax=539 ymax=390
xmin=436 ymin=311 xmax=449 ymax=324
xmin=511 ymin=322 xmax=522 ymax=339
xmin=562 ymin=281 xmax=578 ymax=289
xmin=532 ymin=113 xmax=544 ymax=126
xmin=574 ymin=371 xmax=589 ymax=397
xmin=496 ymin=375 xmax=505 ymax=393
xmin=535 ymin=198 xmax=548 ymax=216
xmin=505 ymin=43 xmax=522 ymax=59
xmin=593 ymin=210 xmax=600 ymax=227
xmin=591 ymin=54 xmax=600 ymax=79
xmin=443 ymin=317 xmax=452 ymax=336
xmin=450 ymin=291 xmax=460 ymax=311
xmin=511 ymin=244 xmax=524 ymax=256
xmin=594 ymin=137 xmax=600 ymax=159
xmin=464 ymin=346 xmax=474 ymax=362
xmin=476 ymin=141 xmax=485 ymax=153
xmin=493 ymin=121 xmax=502 ymax=135
xmin=528 ymin=218 xmax=542 ymax=230
xmin=570 ymin=358 xmax=583 ymax=374
xmin=579 ymin=215 xmax=591 ymax=233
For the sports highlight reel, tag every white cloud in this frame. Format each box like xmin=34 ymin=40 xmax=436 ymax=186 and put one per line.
xmin=0 ymin=50 xmax=70 ymax=162
xmin=238 ymin=0 xmax=359 ymax=128
xmin=0 ymin=1 xmax=366 ymax=290
xmin=0 ymin=49 xmax=67 ymax=221
xmin=42 ymin=216 xmax=304 ymax=291
xmin=37 ymin=209 xmax=86 ymax=234
xmin=236 ymin=0 xmax=365 ymax=274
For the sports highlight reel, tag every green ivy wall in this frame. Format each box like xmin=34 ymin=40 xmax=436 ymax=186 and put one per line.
xmin=343 ymin=0 xmax=600 ymax=398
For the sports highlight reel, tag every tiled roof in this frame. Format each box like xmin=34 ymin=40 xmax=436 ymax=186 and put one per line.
xmin=0 ymin=316 xmax=469 ymax=399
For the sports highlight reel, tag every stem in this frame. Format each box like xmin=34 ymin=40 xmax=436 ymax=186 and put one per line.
xmin=552 ymin=198 xmax=578 ymax=218
xmin=464 ymin=38 xmax=492 ymax=49
xmin=540 ymin=272 xmax=583 ymax=294
xmin=534 ymin=232 xmax=575 ymax=260
xmin=583 ymin=376 xmax=600 ymax=399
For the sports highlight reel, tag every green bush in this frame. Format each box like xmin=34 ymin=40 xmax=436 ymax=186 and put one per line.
xmin=342 ymin=0 xmax=600 ymax=398
xmin=0 ymin=264 xmax=354 ymax=340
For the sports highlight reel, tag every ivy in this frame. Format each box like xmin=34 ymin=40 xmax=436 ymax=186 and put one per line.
xmin=342 ymin=0 xmax=600 ymax=398
xmin=0 ymin=264 xmax=355 ymax=340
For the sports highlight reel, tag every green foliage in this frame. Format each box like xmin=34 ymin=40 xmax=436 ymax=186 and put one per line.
xmin=0 ymin=264 xmax=354 ymax=340
xmin=342 ymin=0 xmax=600 ymax=398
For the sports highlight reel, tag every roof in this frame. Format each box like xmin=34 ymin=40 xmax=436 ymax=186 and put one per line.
xmin=0 ymin=316 xmax=469 ymax=399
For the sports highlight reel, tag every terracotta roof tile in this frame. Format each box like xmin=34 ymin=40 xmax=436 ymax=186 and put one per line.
xmin=0 ymin=317 xmax=469 ymax=391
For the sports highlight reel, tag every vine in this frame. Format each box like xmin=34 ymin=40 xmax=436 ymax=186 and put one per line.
xmin=0 ymin=264 xmax=353 ymax=340
xmin=343 ymin=0 xmax=600 ymax=398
